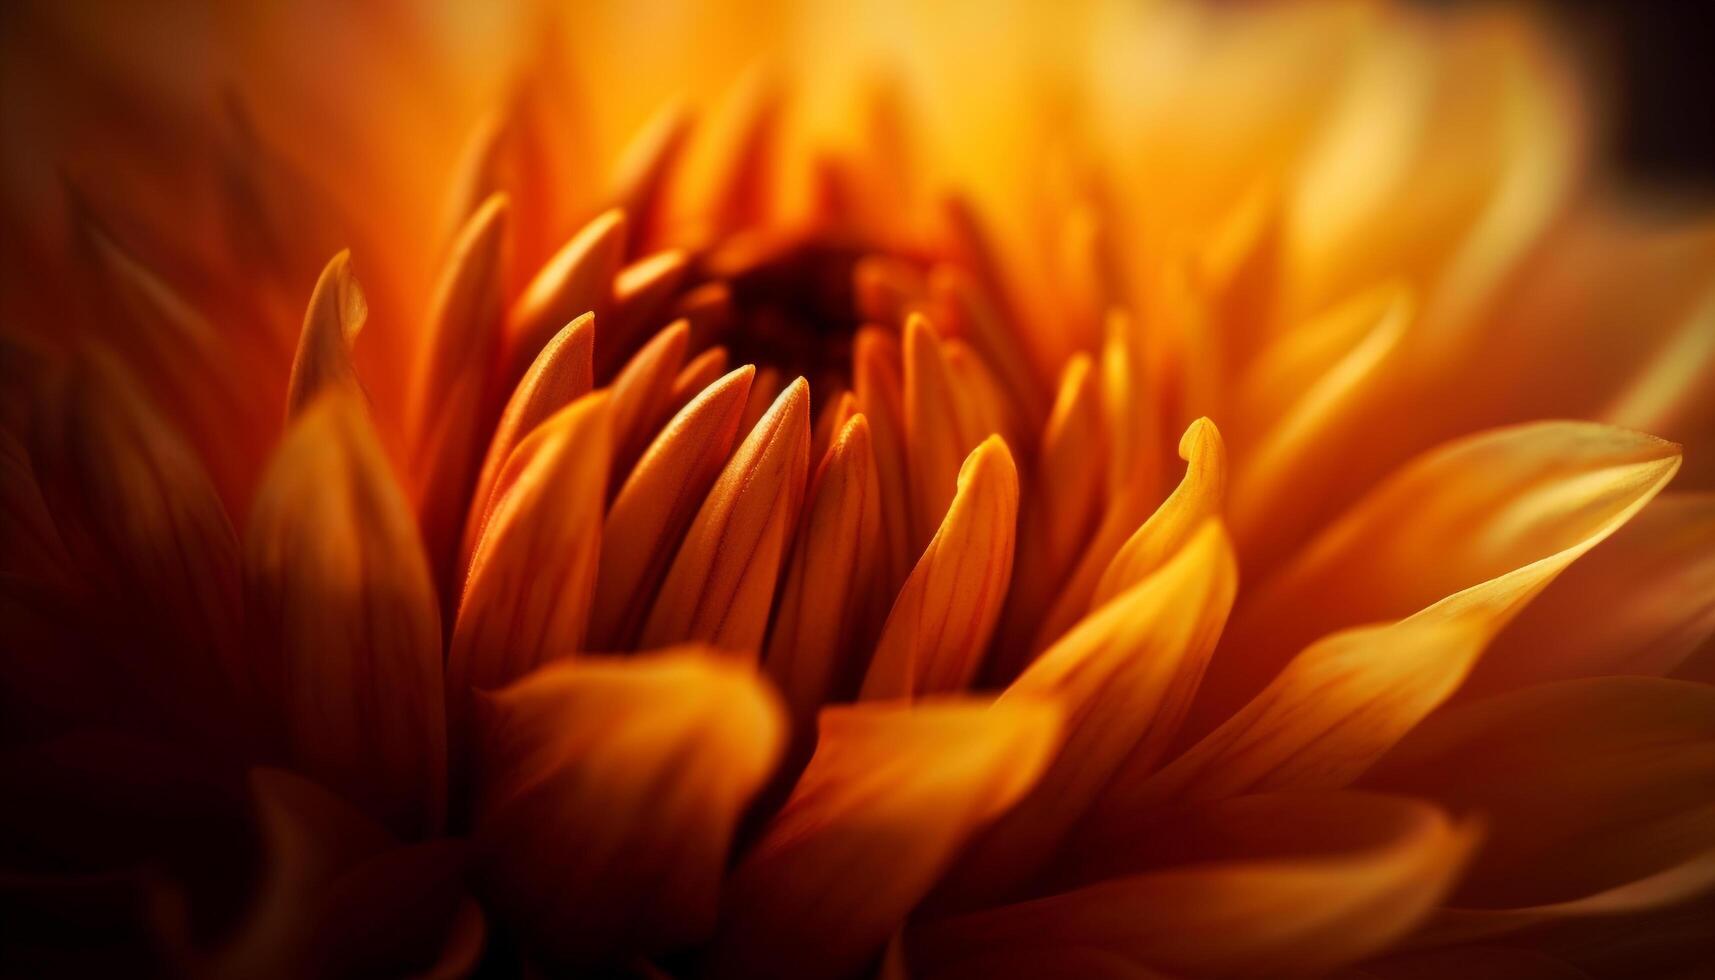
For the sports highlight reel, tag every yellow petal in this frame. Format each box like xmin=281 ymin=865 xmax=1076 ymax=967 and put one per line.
xmin=284 ymin=250 xmax=366 ymax=419
xmin=854 ymin=326 xmax=916 ymax=590
xmin=640 ymin=378 xmax=811 ymax=654
xmin=505 ymin=207 xmax=624 ymax=387
xmin=606 ymin=318 xmax=691 ymax=481
xmin=458 ymin=312 xmax=595 ymax=576
xmin=1193 ymin=421 xmax=1682 ymax=737
xmin=1463 ymin=492 xmax=1715 ymax=696
xmin=1365 ymin=676 xmax=1715 ymax=911
xmin=590 ymin=367 xmax=755 ymax=648
xmin=937 ymin=520 xmax=1237 ymax=909
xmin=408 ymin=194 xmax=509 ymax=594
xmin=765 ymin=413 xmax=886 ymax=724
xmin=904 ymin=313 xmax=988 ymax=550
xmin=930 ymin=264 xmax=1050 ymax=424
xmin=913 ymin=792 xmax=1477 ymax=980
xmin=449 ymin=390 xmax=612 ymax=697
xmin=473 ymin=651 xmax=783 ymax=967
xmin=30 ymin=351 xmax=245 ymax=741
xmin=707 ymin=699 xmax=1061 ymax=980
xmin=246 ymin=393 xmax=446 ymax=838
xmin=1092 ymin=418 xmax=1228 ymax=607
xmin=861 ymin=436 xmax=1019 ymax=700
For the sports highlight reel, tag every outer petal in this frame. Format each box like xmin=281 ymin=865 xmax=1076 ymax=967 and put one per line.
xmin=936 ymin=520 xmax=1237 ymax=910
xmin=640 ymin=378 xmax=811 ymax=654
xmin=449 ymin=390 xmax=611 ymax=695
xmin=913 ymin=792 xmax=1478 ymax=980
xmin=246 ymin=393 xmax=446 ymax=838
xmin=1192 ymin=421 xmax=1682 ymax=736
xmin=1364 ymin=676 xmax=1715 ymax=910
xmin=707 ymin=699 xmax=1061 ymax=980
xmin=473 ymin=651 xmax=783 ymax=967
xmin=861 ymin=436 xmax=1019 ymax=700
xmin=284 ymin=250 xmax=366 ymax=419
xmin=591 ymin=367 xmax=754 ymax=648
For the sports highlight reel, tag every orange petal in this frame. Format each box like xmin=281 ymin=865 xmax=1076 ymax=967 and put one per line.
xmin=457 ymin=313 xmax=595 ymax=576
xmin=1193 ymin=421 xmax=1683 ymax=738
xmin=930 ymin=264 xmax=1050 ymax=425
xmin=913 ymin=793 xmax=1477 ymax=980
xmin=606 ymin=319 xmax=691 ymax=483
xmin=409 ymin=194 xmax=509 ymax=595
xmin=449 ymin=390 xmax=612 ymax=697
xmin=670 ymin=344 xmax=732 ymax=409
xmin=861 ymin=436 xmax=1019 ymax=700
xmin=605 ymin=249 xmax=691 ymax=370
xmin=765 ymin=414 xmax=886 ymax=724
xmin=640 ymin=378 xmax=811 ymax=654
xmin=285 ymin=250 xmax=366 ymax=419
xmin=938 ymin=521 xmax=1237 ymax=909
xmin=1092 ymin=418 xmax=1227 ymax=607
xmin=673 ymin=281 xmax=736 ymax=351
xmin=29 ymin=351 xmax=244 ymax=741
xmin=609 ymin=99 xmax=692 ymax=255
xmin=854 ymin=254 xmax=930 ymax=328
xmin=854 ymin=326 xmax=915 ymax=590
xmin=246 ymin=394 xmax=446 ymax=838
xmin=809 ymin=389 xmax=858 ymax=471
xmin=473 ymin=651 xmax=783 ymax=967
xmin=739 ymin=365 xmax=787 ymax=443
xmin=590 ymin=367 xmax=754 ymax=648
xmin=505 ymin=207 xmax=624 ymax=386
xmin=707 ymin=699 xmax=1061 ymax=980
xmin=1365 ymin=676 xmax=1715 ymax=911
xmin=1463 ymin=492 xmax=1715 ymax=697
xmin=904 ymin=313 xmax=988 ymax=550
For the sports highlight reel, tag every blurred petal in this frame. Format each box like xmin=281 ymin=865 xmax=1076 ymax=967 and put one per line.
xmin=609 ymin=100 xmax=691 ymax=255
xmin=592 ymin=367 xmax=753 ymax=648
xmin=854 ymin=325 xmax=915 ymax=590
xmin=473 ymin=651 xmax=783 ymax=967
xmin=862 ymin=436 xmax=1019 ymax=700
xmin=765 ymin=413 xmax=886 ymax=724
xmin=640 ymin=377 xmax=810 ymax=655
xmin=937 ymin=520 xmax=1237 ymax=909
xmin=505 ymin=207 xmax=624 ymax=384
xmin=1195 ymin=421 xmax=1682 ymax=736
xmin=246 ymin=393 xmax=446 ymax=838
xmin=284 ymin=250 xmax=366 ymax=419
xmin=1364 ymin=676 xmax=1715 ymax=911
xmin=708 ymin=699 xmax=1061 ymax=980
xmin=450 ymin=390 xmax=611 ymax=696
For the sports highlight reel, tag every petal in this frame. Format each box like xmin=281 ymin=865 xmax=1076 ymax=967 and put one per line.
xmin=591 ymin=367 xmax=754 ymax=649
xmin=1463 ymin=492 xmax=1715 ymax=696
xmin=1193 ymin=421 xmax=1682 ymax=737
xmin=670 ymin=344 xmax=732 ymax=410
xmin=912 ymin=793 xmax=1477 ymax=980
xmin=504 ymin=207 xmax=624 ymax=386
xmin=931 ymin=264 xmax=1050 ymax=424
xmin=607 ymin=249 xmax=691 ymax=363
xmin=861 ymin=435 xmax=1019 ymax=700
xmin=1364 ymin=676 xmax=1715 ymax=910
xmin=765 ymin=413 xmax=886 ymax=724
xmin=607 ymin=318 xmax=692 ymax=482
xmin=609 ymin=99 xmax=692 ymax=255
xmin=473 ymin=651 xmax=783 ymax=967
xmin=284 ymin=250 xmax=366 ymax=419
xmin=408 ymin=194 xmax=509 ymax=594
xmin=1093 ymin=418 xmax=1228 ymax=606
xmin=640 ymin=378 xmax=811 ymax=655
xmin=739 ymin=365 xmax=787 ymax=442
xmin=854 ymin=326 xmax=916 ymax=590
xmin=246 ymin=394 xmax=446 ymax=838
xmin=457 ymin=312 xmax=595 ymax=575
xmin=809 ymin=389 xmax=858 ymax=472
xmin=904 ymin=313 xmax=988 ymax=550
xmin=450 ymin=390 xmax=612 ymax=696
xmin=707 ymin=699 xmax=1061 ymax=980
xmin=937 ymin=520 xmax=1237 ymax=909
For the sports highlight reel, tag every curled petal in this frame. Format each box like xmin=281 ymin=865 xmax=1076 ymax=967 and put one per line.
xmin=939 ymin=520 xmax=1237 ymax=909
xmin=708 ymin=699 xmax=1061 ymax=980
xmin=1093 ymin=419 xmax=1228 ymax=606
xmin=640 ymin=378 xmax=811 ymax=655
xmin=861 ymin=435 xmax=1019 ymax=700
xmin=474 ymin=651 xmax=783 ymax=967
xmin=913 ymin=792 xmax=1478 ymax=980
xmin=450 ymin=390 xmax=612 ymax=696
xmin=284 ymin=250 xmax=366 ymax=419
xmin=458 ymin=313 xmax=595 ymax=574
xmin=592 ymin=366 xmax=754 ymax=648
xmin=1194 ymin=421 xmax=1682 ymax=736
xmin=1365 ymin=676 xmax=1715 ymax=911
xmin=246 ymin=394 xmax=446 ymax=838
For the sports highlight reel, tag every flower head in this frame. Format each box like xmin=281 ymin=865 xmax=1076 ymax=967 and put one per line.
xmin=3 ymin=2 xmax=1714 ymax=978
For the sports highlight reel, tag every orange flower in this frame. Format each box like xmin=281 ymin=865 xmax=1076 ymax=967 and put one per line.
xmin=3 ymin=2 xmax=1714 ymax=978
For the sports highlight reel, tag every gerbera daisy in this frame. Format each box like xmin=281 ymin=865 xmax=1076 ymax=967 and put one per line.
xmin=2 ymin=1 xmax=1712 ymax=978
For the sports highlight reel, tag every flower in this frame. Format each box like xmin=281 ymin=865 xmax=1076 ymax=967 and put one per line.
xmin=2 ymin=1 xmax=1713 ymax=978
